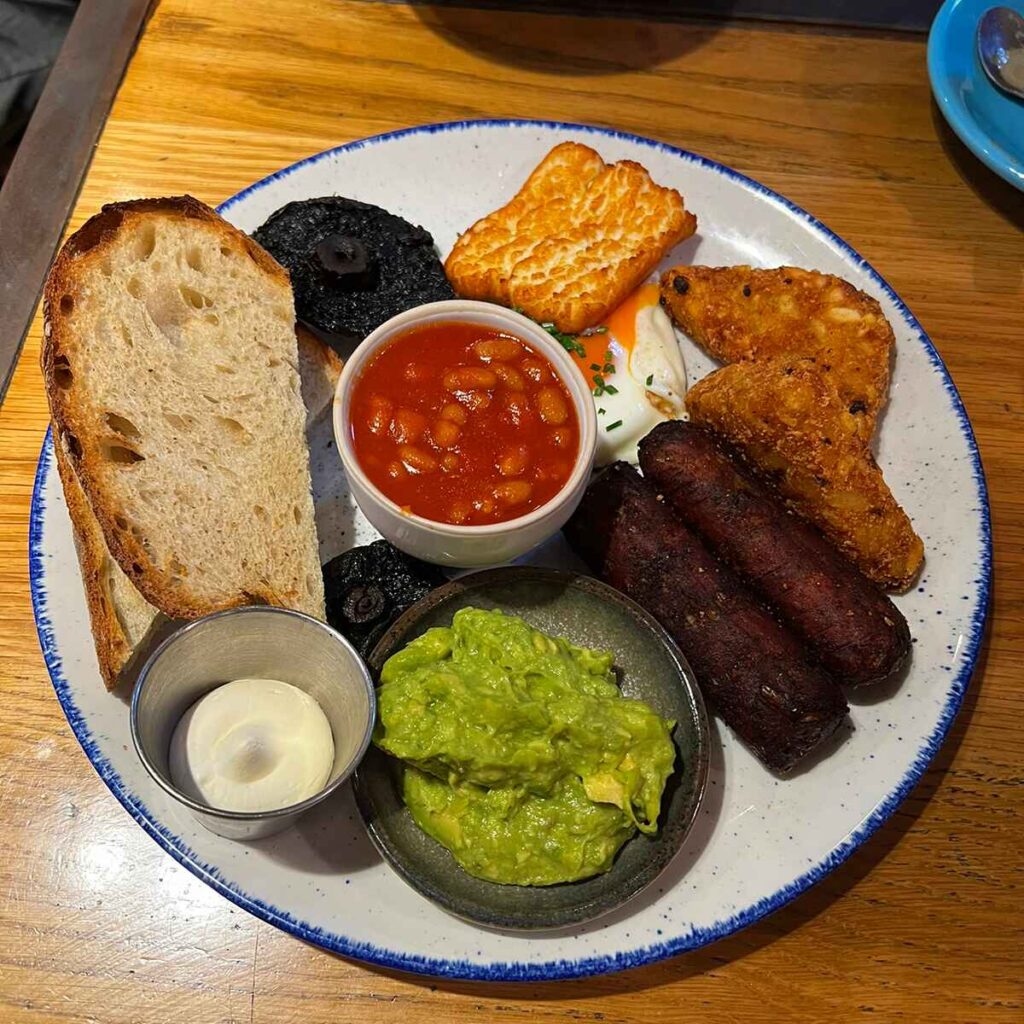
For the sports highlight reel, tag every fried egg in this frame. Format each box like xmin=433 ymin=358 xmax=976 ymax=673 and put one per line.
xmin=569 ymin=283 xmax=687 ymax=464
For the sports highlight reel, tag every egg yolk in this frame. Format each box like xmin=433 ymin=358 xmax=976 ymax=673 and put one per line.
xmin=569 ymin=283 xmax=661 ymax=383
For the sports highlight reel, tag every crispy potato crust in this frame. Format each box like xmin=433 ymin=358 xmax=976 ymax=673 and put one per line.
xmin=661 ymin=265 xmax=893 ymax=438
xmin=686 ymin=357 xmax=924 ymax=591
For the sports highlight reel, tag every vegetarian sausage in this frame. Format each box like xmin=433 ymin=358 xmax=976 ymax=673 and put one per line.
xmin=564 ymin=462 xmax=848 ymax=773
xmin=638 ymin=421 xmax=911 ymax=686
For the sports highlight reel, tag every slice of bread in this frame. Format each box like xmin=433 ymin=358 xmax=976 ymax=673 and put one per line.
xmin=54 ymin=428 xmax=164 ymax=690
xmin=42 ymin=196 xmax=326 ymax=623
xmin=445 ymin=142 xmax=697 ymax=333
xmin=53 ymin=327 xmax=343 ymax=690
xmin=295 ymin=323 xmax=343 ymax=427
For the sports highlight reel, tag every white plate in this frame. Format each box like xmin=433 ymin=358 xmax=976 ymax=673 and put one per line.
xmin=30 ymin=119 xmax=992 ymax=981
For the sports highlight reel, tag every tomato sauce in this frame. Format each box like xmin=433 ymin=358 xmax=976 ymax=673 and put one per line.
xmin=349 ymin=321 xmax=580 ymax=526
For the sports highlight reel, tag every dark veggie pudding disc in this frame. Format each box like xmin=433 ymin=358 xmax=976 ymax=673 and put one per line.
xmin=252 ymin=197 xmax=454 ymax=352
xmin=322 ymin=540 xmax=446 ymax=658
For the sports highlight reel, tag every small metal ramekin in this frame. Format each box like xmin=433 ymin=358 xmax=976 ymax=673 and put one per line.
xmin=130 ymin=606 xmax=375 ymax=841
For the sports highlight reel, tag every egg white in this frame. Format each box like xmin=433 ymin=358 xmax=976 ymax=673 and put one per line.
xmin=592 ymin=296 xmax=687 ymax=464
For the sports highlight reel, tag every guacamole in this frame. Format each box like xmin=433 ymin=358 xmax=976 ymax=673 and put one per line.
xmin=374 ymin=607 xmax=676 ymax=886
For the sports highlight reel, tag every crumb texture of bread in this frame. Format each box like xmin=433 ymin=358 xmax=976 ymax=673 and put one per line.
xmin=42 ymin=196 xmax=326 ymax=621
xmin=686 ymin=356 xmax=924 ymax=591
xmin=445 ymin=143 xmax=697 ymax=333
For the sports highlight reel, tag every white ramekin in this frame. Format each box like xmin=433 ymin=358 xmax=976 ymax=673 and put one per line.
xmin=333 ymin=300 xmax=598 ymax=568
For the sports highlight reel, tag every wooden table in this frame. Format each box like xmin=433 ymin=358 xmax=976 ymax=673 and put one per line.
xmin=1 ymin=2 xmax=1021 ymax=1020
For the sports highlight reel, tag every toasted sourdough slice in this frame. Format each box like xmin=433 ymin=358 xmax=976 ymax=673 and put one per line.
xmin=43 ymin=196 xmax=326 ymax=622
xmin=53 ymin=328 xmax=342 ymax=690
xmin=54 ymin=431 xmax=164 ymax=690
xmin=445 ymin=142 xmax=697 ymax=334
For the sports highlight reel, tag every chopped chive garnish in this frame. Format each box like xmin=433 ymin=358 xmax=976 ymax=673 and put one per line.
xmin=606 ymin=420 xmax=623 ymax=431
xmin=590 ymin=363 xmax=602 ymax=372
xmin=540 ymin=321 xmax=585 ymax=357
xmin=646 ymin=374 xmax=654 ymax=386
xmin=597 ymin=407 xmax=606 ymax=415
xmin=604 ymin=384 xmax=619 ymax=395
xmin=520 ymin=310 xmax=593 ymax=359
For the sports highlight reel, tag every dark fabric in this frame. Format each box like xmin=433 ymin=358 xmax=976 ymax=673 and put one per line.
xmin=0 ymin=0 xmax=76 ymax=174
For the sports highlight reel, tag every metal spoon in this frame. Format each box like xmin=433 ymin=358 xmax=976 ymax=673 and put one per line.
xmin=978 ymin=6 xmax=1024 ymax=100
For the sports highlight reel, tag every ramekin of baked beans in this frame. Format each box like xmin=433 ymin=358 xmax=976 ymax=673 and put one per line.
xmin=334 ymin=300 xmax=597 ymax=567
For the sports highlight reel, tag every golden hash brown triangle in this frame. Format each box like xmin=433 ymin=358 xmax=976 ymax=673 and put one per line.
xmin=660 ymin=265 xmax=894 ymax=439
xmin=686 ymin=356 xmax=924 ymax=591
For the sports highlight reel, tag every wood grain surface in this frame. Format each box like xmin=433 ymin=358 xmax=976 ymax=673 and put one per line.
xmin=1 ymin=2 xmax=1022 ymax=1021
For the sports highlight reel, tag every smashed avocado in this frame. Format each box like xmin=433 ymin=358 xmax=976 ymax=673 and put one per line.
xmin=374 ymin=607 xmax=676 ymax=886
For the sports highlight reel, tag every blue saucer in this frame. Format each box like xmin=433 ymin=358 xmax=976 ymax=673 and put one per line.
xmin=929 ymin=0 xmax=1024 ymax=190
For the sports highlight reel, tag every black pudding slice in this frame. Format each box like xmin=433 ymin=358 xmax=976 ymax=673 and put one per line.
xmin=252 ymin=197 xmax=454 ymax=353
xmin=322 ymin=541 xmax=447 ymax=659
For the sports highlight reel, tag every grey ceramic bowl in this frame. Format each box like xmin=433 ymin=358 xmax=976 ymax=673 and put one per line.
xmin=353 ymin=566 xmax=709 ymax=930
xmin=131 ymin=606 xmax=375 ymax=841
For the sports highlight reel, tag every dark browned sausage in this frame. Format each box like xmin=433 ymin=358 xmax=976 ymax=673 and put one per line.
xmin=638 ymin=421 xmax=911 ymax=686
xmin=564 ymin=462 xmax=848 ymax=773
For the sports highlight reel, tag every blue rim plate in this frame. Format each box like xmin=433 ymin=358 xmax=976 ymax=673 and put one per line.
xmin=30 ymin=119 xmax=992 ymax=981
xmin=929 ymin=0 xmax=1024 ymax=190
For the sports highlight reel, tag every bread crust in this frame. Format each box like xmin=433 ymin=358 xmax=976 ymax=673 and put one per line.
xmin=53 ymin=432 xmax=159 ymax=689
xmin=42 ymin=195 xmax=313 ymax=620
xmin=51 ymin=195 xmax=288 ymax=284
